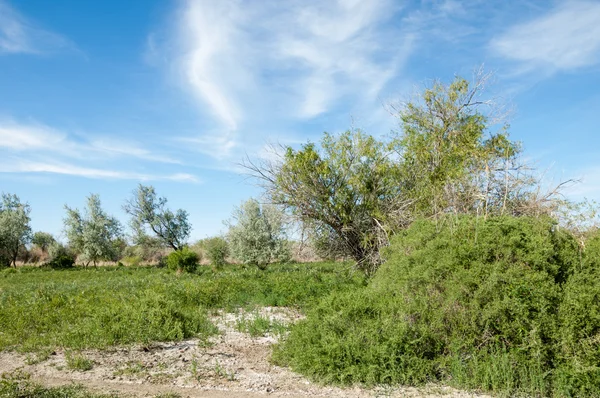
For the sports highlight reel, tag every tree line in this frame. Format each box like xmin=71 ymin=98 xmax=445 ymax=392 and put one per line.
xmin=0 ymin=186 xmax=290 ymax=270
xmin=1 ymin=73 xmax=597 ymax=273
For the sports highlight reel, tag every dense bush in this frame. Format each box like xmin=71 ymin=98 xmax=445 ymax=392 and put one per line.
xmin=203 ymin=236 xmax=229 ymax=268
xmin=165 ymin=247 xmax=200 ymax=273
xmin=275 ymin=216 xmax=600 ymax=396
xmin=44 ymin=243 xmax=76 ymax=269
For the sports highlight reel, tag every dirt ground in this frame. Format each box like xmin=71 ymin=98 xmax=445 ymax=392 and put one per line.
xmin=0 ymin=307 xmax=490 ymax=398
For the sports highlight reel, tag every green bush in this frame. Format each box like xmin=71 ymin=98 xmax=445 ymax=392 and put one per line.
xmin=43 ymin=243 xmax=76 ymax=269
xmin=44 ymin=255 xmax=75 ymax=269
xmin=165 ymin=248 xmax=200 ymax=273
xmin=204 ymin=237 xmax=229 ymax=268
xmin=275 ymin=216 xmax=596 ymax=396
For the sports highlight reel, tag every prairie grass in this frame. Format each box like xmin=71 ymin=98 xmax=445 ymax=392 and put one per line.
xmin=0 ymin=262 xmax=361 ymax=353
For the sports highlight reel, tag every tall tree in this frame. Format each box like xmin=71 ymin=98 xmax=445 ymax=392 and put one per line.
xmin=244 ymin=130 xmax=406 ymax=274
xmin=64 ymin=194 xmax=123 ymax=266
xmin=123 ymin=184 xmax=191 ymax=251
xmin=32 ymin=232 xmax=56 ymax=253
xmin=0 ymin=193 xmax=32 ymax=267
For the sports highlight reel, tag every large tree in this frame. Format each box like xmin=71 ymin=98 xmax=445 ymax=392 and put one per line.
xmin=64 ymin=194 xmax=123 ymax=266
xmin=123 ymin=184 xmax=191 ymax=251
xmin=244 ymin=130 xmax=406 ymax=274
xmin=245 ymin=73 xmax=554 ymax=274
xmin=0 ymin=193 xmax=32 ymax=267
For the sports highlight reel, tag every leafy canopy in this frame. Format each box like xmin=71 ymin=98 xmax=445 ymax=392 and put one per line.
xmin=0 ymin=193 xmax=32 ymax=267
xmin=64 ymin=194 xmax=123 ymax=266
xmin=227 ymin=198 xmax=290 ymax=269
xmin=124 ymin=184 xmax=191 ymax=251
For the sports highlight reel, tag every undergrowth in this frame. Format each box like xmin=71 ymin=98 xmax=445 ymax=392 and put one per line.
xmin=275 ymin=216 xmax=600 ymax=397
xmin=0 ymin=262 xmax=361 ymax=352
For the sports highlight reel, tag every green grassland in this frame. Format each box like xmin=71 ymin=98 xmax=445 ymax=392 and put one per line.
xmin=0 ymin=262 xmax=363 ymax=352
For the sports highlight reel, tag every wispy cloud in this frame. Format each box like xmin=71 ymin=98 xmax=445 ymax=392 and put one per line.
xmin=0 ymin=0 xmax=74 ymax=55
xmin=164 ymin=0 xmax=412 ymax=158
xmin=0 ymin=120 xmax=179 ymax=163
xmin=0 ymin=120 xmax=197 ymax=182
xmin=564 ymin=166 xmax=600 ymax=200
xmin=0 ymin=158 xmax=199 ymax=182
xmin=491 ymin=1 xmax=600 ymax=73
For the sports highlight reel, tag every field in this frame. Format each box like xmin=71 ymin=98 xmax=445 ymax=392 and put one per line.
xmin=0 ymin=263 xmax=495 ymax=398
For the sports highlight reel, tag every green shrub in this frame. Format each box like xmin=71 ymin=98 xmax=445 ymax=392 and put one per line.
xmin=166 ymin=248 xmax=200 ymax=273
xmin=275 ymin=216 xmax=589 ymax=396
xmin=44 ymin=255 xmax=75 ymax=269
xmin=204 ymin=237 xmax=229 ymax=268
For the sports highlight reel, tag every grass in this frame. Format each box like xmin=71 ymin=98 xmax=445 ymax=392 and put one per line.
xmin=235 ymin=314 xmax=288 ymax=337
xmin=65 ymin=352 xmax=94 ymax=371
xmin=0 ymin=262 xmax=362 ymax=353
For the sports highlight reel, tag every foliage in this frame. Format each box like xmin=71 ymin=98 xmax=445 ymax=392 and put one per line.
xmin=31 ymin=231 xmax=56 ymax=252
xmin=64 ymin=194 xmax=123 ymax=266
xmin=0 ymin=262 xmax=361 ymax=352
xmin=165 ymin=247 xmax=200 ymax=273
xmin=202 ymin=236 xmax=229 ymax=268
xmin=0 ymin=378 xmax=121 ymax=398
xmin=0 ymin=193 xmax=32 ymax=267
xmin=235 ymin=314 xmax=288 ymax=337
xmin=44 ymin=254 xmax=75 ymax=270
xmin=246 ymin=74 xmax=566 ymax=275
xmin=123 ymin=184 xmax=191 ymax=251
xmin=227 ymin=199 xmax=291 ymax=269
xmin=275 ymin=216 xmax=600 ymax=396
xmin=246 ymin=132 xmax=401 ymax=275
xmin=66 ymin=352 xmax=94 ymax=371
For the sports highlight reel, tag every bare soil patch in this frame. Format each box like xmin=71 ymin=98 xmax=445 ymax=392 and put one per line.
xmin=0 ymin=307 xmax=490 ymax=398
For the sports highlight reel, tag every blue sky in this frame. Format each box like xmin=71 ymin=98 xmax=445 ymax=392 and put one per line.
xmin=0 ymin=0 xmax=599 ymax=241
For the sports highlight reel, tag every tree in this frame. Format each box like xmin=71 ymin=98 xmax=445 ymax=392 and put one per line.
xmin=0 ymin=193 xmax=32 ymax=267
xmin=64 ymin=194 xmax=123 ymax=266
xmin=244 ymin=72 xmax=558 ymax=275
xmin=244 ymin=131 xmax=406 ymax=274
xmin=227 ymin=198 xmax=290 ymax=269
xmin=32 ymin=232 xmax=56 ymax=253
xmin=391 ymin=72 xmax=531 ymax=219
xmin=123 ymin=184 xmax=191 ymax=251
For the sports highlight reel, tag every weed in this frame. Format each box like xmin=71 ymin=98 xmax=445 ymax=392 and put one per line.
xmin=236 ymin=314 xmax=288 ymax=337
xmin=213 ymin=359 xmax=235 ymax=381
xmin=66 ymin=352 xmax=94 ymax=371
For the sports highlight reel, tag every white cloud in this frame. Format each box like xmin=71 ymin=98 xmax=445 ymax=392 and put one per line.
xmin=564 ymin=166 xmax=600 ymax=200
xmin=168 ymin=0 xmax=412 ymax=158
xmin=0 ymin=0 xmax=74 ymax=55
xmin=0 ymin=120 xmax=197 ymax=182
xmin=491 ymin=1 xmax=600 ymax=72
xmin=0 ymin=158 xmax=199 ymax=182
xmin=0 ymin=120 xmax=179 ymax=163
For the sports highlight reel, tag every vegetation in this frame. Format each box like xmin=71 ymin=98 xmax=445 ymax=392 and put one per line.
xmin=0 ymin=262 xmax=361 ymax=352
xmin=227 ymin=198 xmax=291 ymax=269
xmin=31 ymin=231 xmax=55 ymax=253
xmin=202 ymin=236 xmax=229 ymax=268
xmin=275 ymin=216 xmax=600 ymax=396
xmin=0 ymin=193 xmax=32 ymax=267
xmin=64 ymin=194 xmax=123 ymax=266
xmin=245 ymin=74 xmax=561 ymax=275
xmin=165 ymin=247 xmax=200 ymax=273
xmin=124 ymin=184 xmax=191 ymax=251
xmin=1 ymin=72 xmax=599 ymax=398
